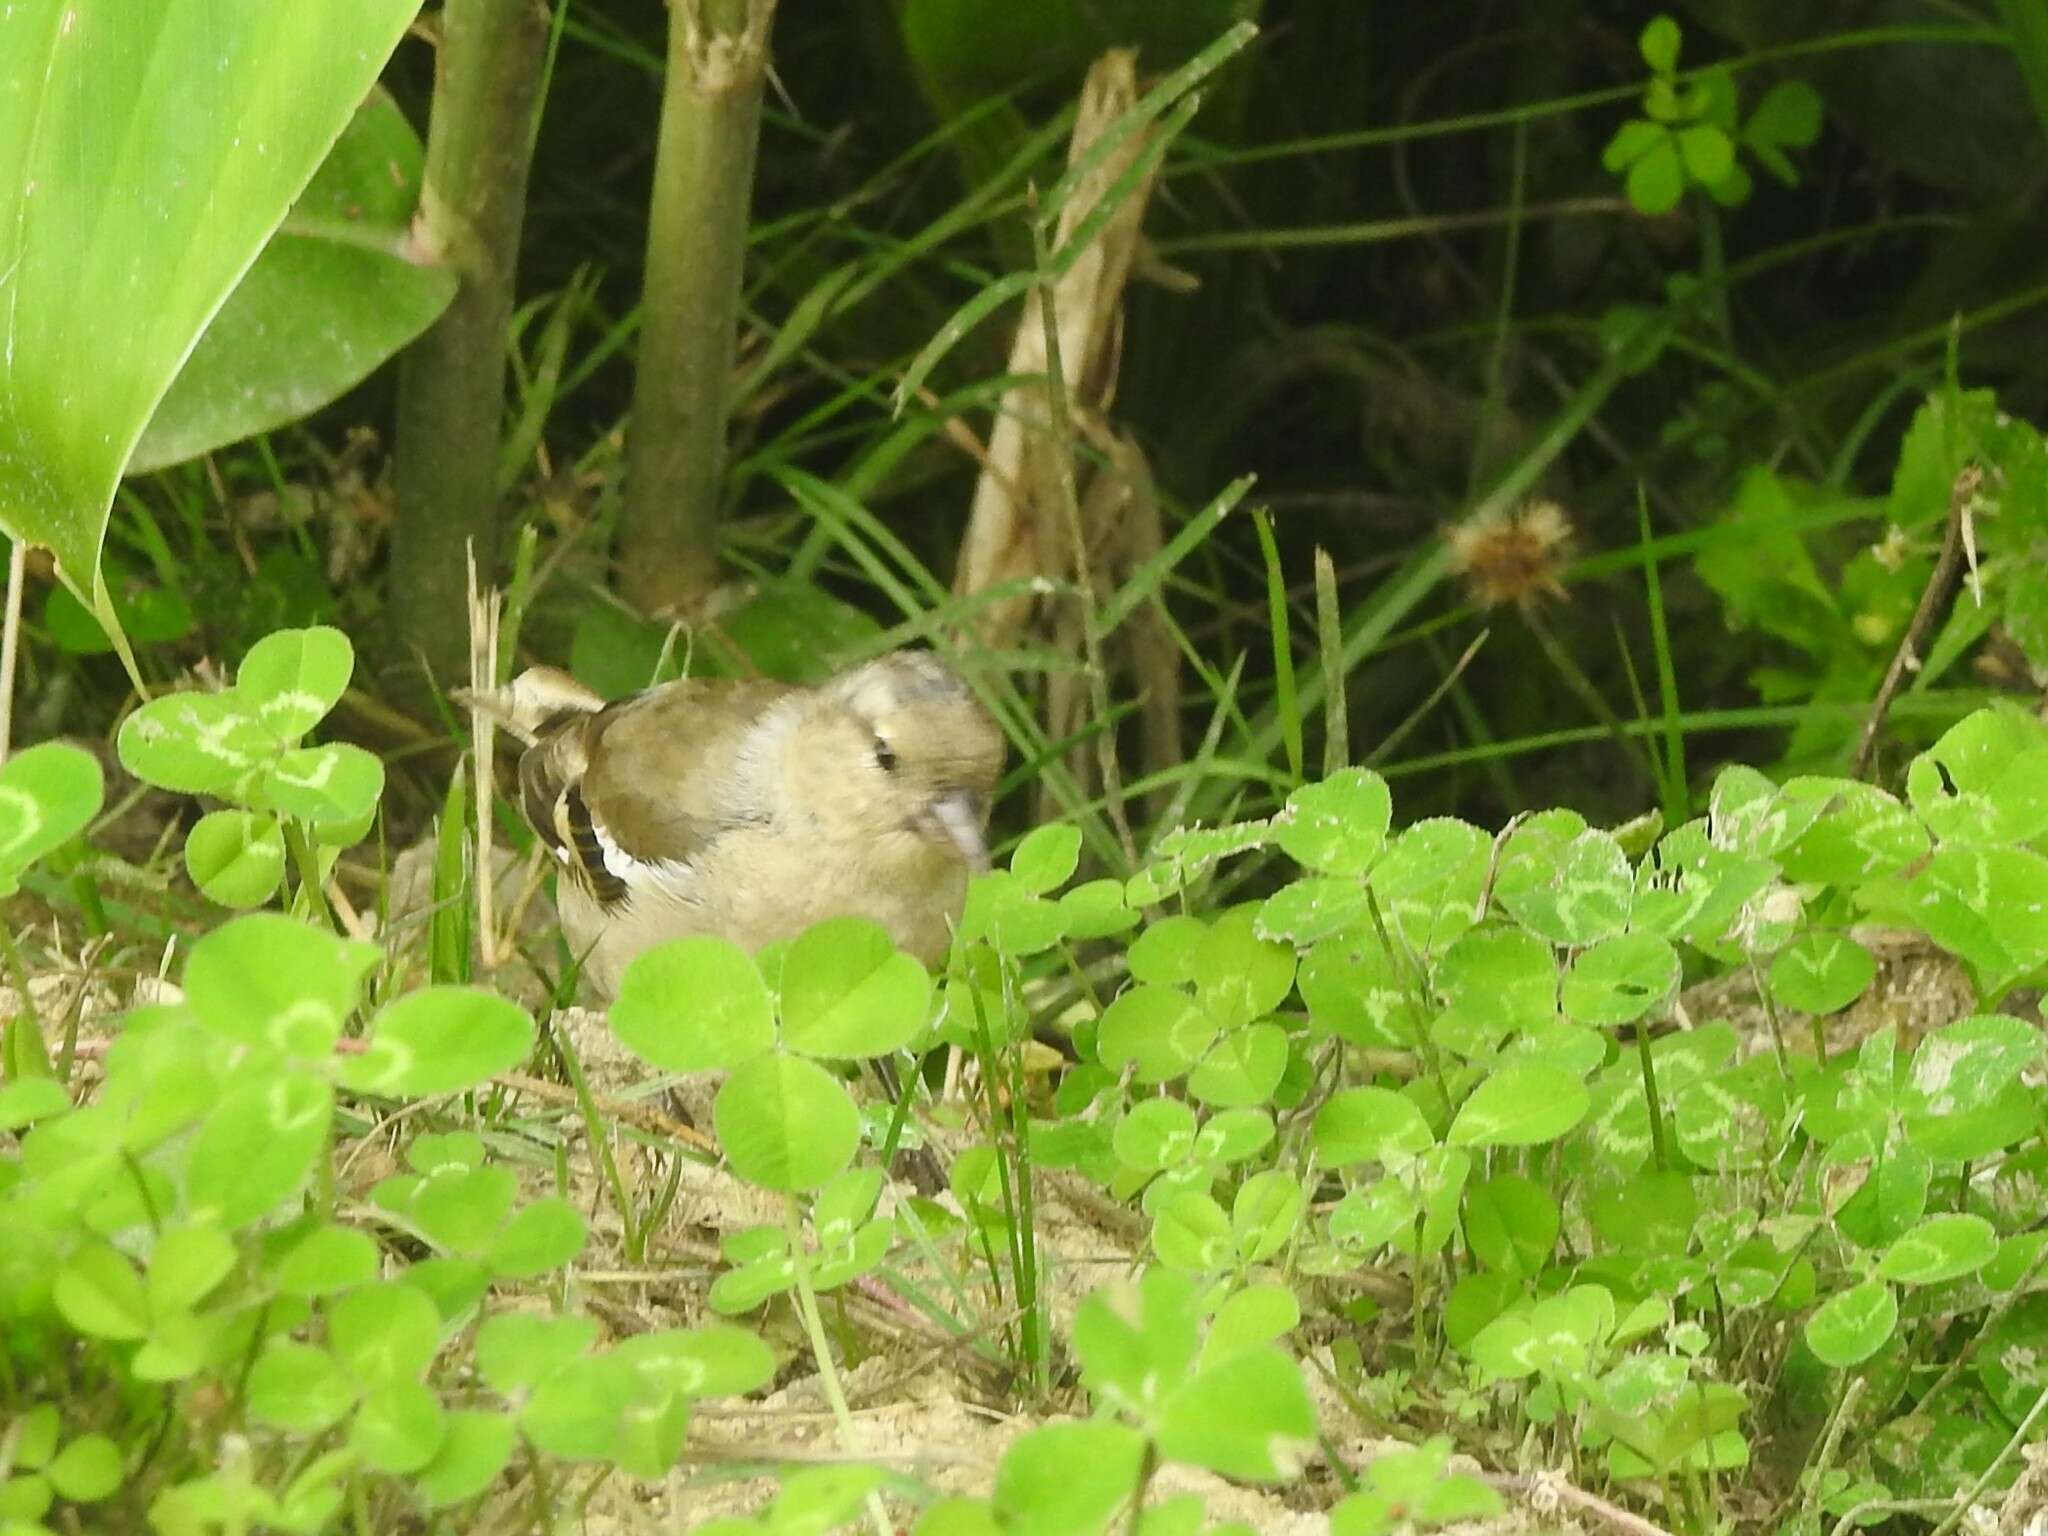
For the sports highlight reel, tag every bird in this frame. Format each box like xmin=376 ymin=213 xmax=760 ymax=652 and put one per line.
xmin=459 ymin=651 xmax=1005 ymax=999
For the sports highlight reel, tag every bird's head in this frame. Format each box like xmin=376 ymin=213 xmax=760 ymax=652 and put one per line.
xmin=793 ymin=652 xmax=1004 ymax=870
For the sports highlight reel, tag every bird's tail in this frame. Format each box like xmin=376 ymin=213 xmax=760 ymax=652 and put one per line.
xmin=452 ymin=666 xmax=605 ymax=746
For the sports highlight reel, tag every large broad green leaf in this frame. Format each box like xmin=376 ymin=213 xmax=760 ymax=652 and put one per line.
xmin=132 ymin=88 xmax=456 ymax=473
xmin=0 ymin=0 xmax=424 ymax=630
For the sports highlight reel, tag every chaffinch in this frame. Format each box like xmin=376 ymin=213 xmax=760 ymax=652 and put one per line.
xmin=463 ymin=651 xmax=1004 ymax=998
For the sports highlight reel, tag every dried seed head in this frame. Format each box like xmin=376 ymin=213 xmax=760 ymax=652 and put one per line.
xmin=1446 ymin=499 xmax=1575 ymax=609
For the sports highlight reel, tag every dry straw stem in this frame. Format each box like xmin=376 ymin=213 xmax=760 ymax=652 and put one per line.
xmin=0 ymin=537 xmax=25 ymax=762
xmin=952 ymin=49 xmax=1159 ymax=647
xmin=952 ymin=51 xmax=1187 ymax=829
xmin=1850 ymin=460 xmax=1982 ymax=779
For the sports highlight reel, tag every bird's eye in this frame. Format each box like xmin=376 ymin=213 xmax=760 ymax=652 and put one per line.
xmin=874 ymin=738 xmax=899 ymax=772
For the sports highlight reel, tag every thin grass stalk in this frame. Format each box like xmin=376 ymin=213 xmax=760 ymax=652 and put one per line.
xmin=617 ymin=0 xmax=778 ymax=617
xmin=465 ymin=546 xmax=502 ymax=967
xmin=0 ymin=538 xmax=24 ymax=762
xmin=1994 ymin=0 xmax=2048 ymax=150
xmin=1315 ymin=549 xmax=1348 ymax=777
xmin=389 ymin=0 xmax=551 ymax=705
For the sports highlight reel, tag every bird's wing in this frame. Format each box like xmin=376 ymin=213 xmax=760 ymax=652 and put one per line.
xmin=518 ymin=677 xmax=799 ymax=908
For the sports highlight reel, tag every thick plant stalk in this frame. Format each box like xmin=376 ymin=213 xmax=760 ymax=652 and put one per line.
xmin=617 ymin=0 xmax=778 ymax=618
xmin=388 ymin=0 xmax=550 ymax=705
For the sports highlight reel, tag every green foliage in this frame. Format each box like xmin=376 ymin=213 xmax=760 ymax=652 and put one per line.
xmin=1603 ymin=15 xmax=1823 ymax=214
xmin=0 ymin=0 xmax=421 ymax=639
xmin=129 ymin=89 xmax=456 ymax=474
xmin=0 ymin=911 xmax=778 ymax=1529
xmin=118 ymin=626 xmax=383 ymax=912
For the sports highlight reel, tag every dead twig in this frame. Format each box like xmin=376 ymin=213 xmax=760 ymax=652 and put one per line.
xmin=1485 ymin=1471 xmax=1678 ymax=1536
xmin=1850 ymin=462 xmax=1981 ymax=779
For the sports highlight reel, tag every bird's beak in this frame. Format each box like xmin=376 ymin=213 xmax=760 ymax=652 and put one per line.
xmin=921 ymin=790 xmax=990 ymax=872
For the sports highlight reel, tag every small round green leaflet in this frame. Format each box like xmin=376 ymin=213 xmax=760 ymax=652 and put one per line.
xmin=613 ymin=1326 xmax=775 ymax=1400
xmin=519 ymin=1354 xmax=638 ymax=1462
xmin=1096 ymin=983 xmax=1217 ymax=1083
xmin=0 ymin=1076 xmax=70 ymax=1130
xmin=184 ymin=808 xmax=286 ymax=907
xmin=1298 ymin=933 xmax=1423 ymax=1048
xmin=1272 ymin=768 xmax=1392 ymax=875
xmin=1804 ymin=1278 xmax=1898 ymax=1366
xmin=475 ymin=1314 xmax=602 ymax=1394
xmin=1191 ymin=912 xmax=1296 ymax=1029
xmin=262 ymin=742 xmax=386 ymax=828
xmin=1330 ymin=1180 xmax=1420 ymax=1254
xmin=714 ymin=1052 xmax=861 ymax=1192
xmin=1114 ymin=1097 xmax=1198 ymax=1173
xmin=182 ymin=913 xmax=377 ymax=1055
xmin=1463 ymin=1173 xmax=1561 ymax=1277
xmin=246 ymin=1342 xmax=356 ymax=1432
xmin=337 ymin=988 xmax=536 ymax=1098
xmin=1437 ymin=925 xmax=1558 ymax=1031
xmin=1010 ymin=822 xmax=1081 ymax=893
xmin=44 ymin=1433 xmax=121 ymax=1503
xmin=991 ymin=1421 xmax=1146 ymax=1536
xmin=1232 ymin=1170 xmax=1304 ymax=1264
xmin=1447 ymin=1064 xmax=1590 ymax=1148
xmin=272 ymin=1224 xmax=379 ymax=1298
xmin=959 ymin=870 xmax=1066 ymax=955
xmin=146 ymin=1225 xmax=235 ymax=1314
xmin=778 ymin=917 xmax=932 ymax=1059
xmin=0 ymin=740 xmax=102 ymax=895
xmin=768 ymin=1467 xmax=890 ymax=1532
xmin=1156 ymin=1345 xmax=1318 ymax=1481
xmin=1194 ymin=1107 xmax=1274 ymax=1165
xmin=234 ymin=625 xmax=354 ymax=740
xmin=1127 ymin=914 xmax=1207 ymax=985
xmin=1153 ymin=1190 xmax=1234 ymax=1271
xmin=1769 ymin=931 xmax=1877 ymax=1015
xmin=412 ymin=1410 xmax=517 ymax=1511
xmin=610 ymin=936 xmax=775 ymax=1073
xmin=1060 ymin=878 xmax=1138 ymax=939
xmin=1256 ymin=875 xmax=1374 ymax=945
xmin=1188 ymin=1021 xmax=1288 ymax=1108
xmin=329 ymin=1281 xmax=442 ymax=1384
xmin=1776 ymin=780 xmax=1927 ymax=884
xmin=1561 ymin=932 xmax=1680 ymax=1026
xmin=51 ymin=1242 xmax=149 ymax=1341
xmin=1204 ymin=1282 xmax=1301 ymax=1366
xmin=484 ymin=1198 xmax=588 ymax=1278
xmin=1876 ymin=1213 xmax=1998 ymax=1286
xmin=1371 ymin=817 xmax=1489 ymax=954
xmin=351 ymin=1378 xmax=446 ymax=1474
xmin=186 ymin=1074 xmax=333 ymax=1229
xmin=1907 ymin=707 xmax=2048 ymax=845
xmin=117 ymin=692 xmax=274 ymax=797
xmin=1314 ymin=1087 xmax=1435 ymax=1168
xmin=405 ymin=1165 xmax=518 ymax=1253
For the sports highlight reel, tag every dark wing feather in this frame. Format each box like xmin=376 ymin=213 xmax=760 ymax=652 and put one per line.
xmin=515 ymin=677 xmax=800 ymax=909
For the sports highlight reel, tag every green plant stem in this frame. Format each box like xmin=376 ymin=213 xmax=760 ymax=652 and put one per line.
xmin=280 ymin=822 xmax=336 ymax=932
xmin=617 ymin=0 xmax=777 ymax=616
xmin=1633 ymin=1020 xmax=1669 ymax=1172
xmin=1994 ymin=0 xmax=2048 ymax=149
xmin=783 ymin=1198 xmax=893 ymax=1536
xmin=1924 ymin=1381 xmax=2048 ymax=1536
xmin=1794 ymin=1375 xmax=1865 ymax=1530
xmin=389 ymin=0 xmax=550 ymax=706
xmin=1123 ymin=1441 xmax=1158 ymax=1536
